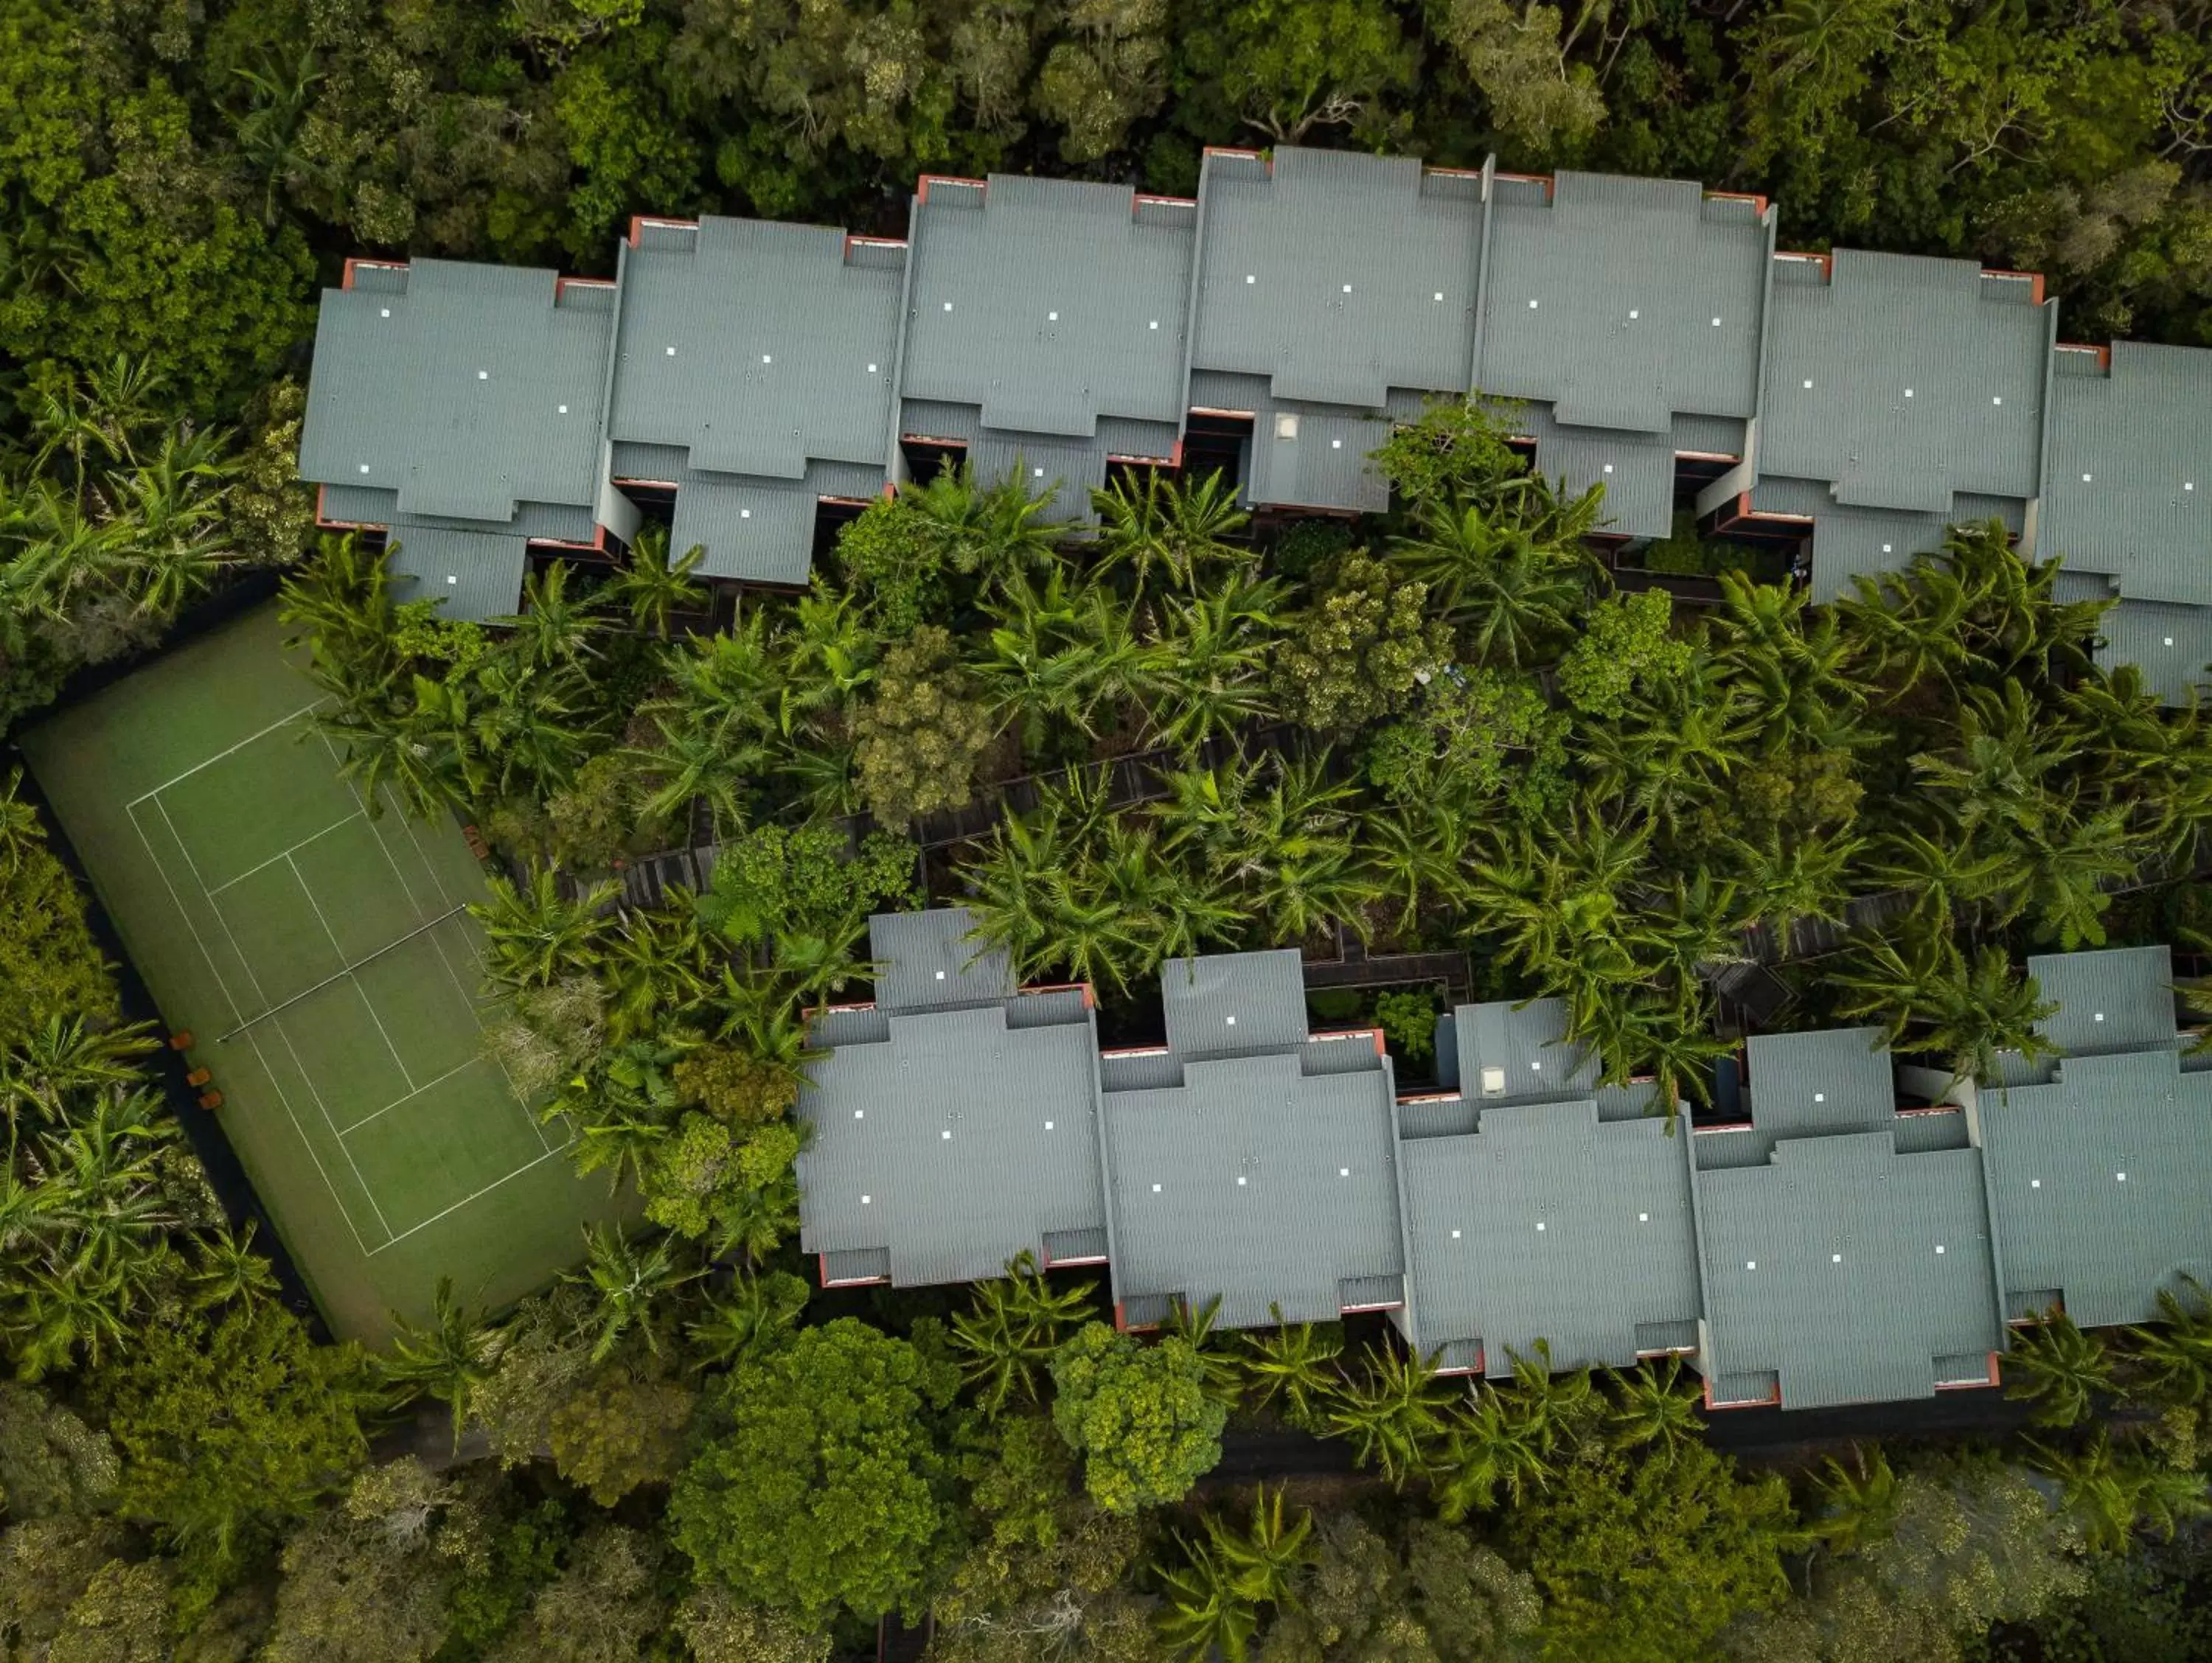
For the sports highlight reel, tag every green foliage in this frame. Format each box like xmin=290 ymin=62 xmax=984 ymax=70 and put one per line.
xmin=446 ymin=1499 xmax=572 ymax=1655
xmin=1049 ymin=1322 xmax=1226 ymax=1516
xmin=0 ymin=801 xmax=117 ymax=1055
xmin=1557 ymin=590 xmax=1694 ymax=719
xmin=97 ymin=1302 xmax=369 ymax=1609
xmin=0 ymin=1381 xmax=118 ymax=1522
xmin=1272 ymin=551 xmax=1453 ymax=733
xmin=1511 ymin=1436 xmax=1793 ymax=1663
xmin=1371 ymin=400 xmax=1529 ymax=511
xmin=852 ymin=625 xmax=999 ymax=831
xmin=1363 ymin=668 xmax=1571 ymax=822
xmin=1371 ymin=989 xmax=1438 ymax=1065
xmin=672 ymin=1317 xmax=969 ymax=1625
xmin=695 ymin=821 xmax=919 ymax=949
xmin=546 ymin=1373 xmax=696 ymax=1506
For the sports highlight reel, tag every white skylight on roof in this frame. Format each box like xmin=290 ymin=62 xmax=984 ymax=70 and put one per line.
xmin=1746 ymin=1260 xmax=1757 ymax=1270
xmin=2117 ymin=1171 xmax=2127 ymax=1182
xmin=380 ymin=307 xmax=390 ymax=318
xmin=1638 ymin=1211 xmax=1649 ymax=1222
xmin=1225 ymin=1014 xmax=1237 ymax=1025
xmin=1044 ymin=1120 xmax=1054 ymax=1130
xmin=1342 ymin=284 xmax=1352 ymax=293
xmin=1992 ymin=395 xmax=2003 ymax=405
xmin=1935 ymin=1244 xmax=1945 ymax=1254
xmin=1237 ymin=1176 xmax=1247 ymax=1186
xmin=1480 ymin=1067 xmax=1506 ymax=1095
xmin=1274 ymin=414 xmax=1298 ymax=440
xmin=1832 ymin=1252 xmax=1843 ymax=1263
xmin=1814 ymin=1092 xmax=1826 ymax=1103
xmin=941 ymin=1129 xmax=951 ymax=1140
xmin=557 ymin=404 xmax=568 ymax=414
xmin=1339 ymin=1167 xmax=1350 ymax=1178
xmin=477 ymin=370 xmax=489 ymax=380
xmin=1535 ymin=1221 xmax=1545 ymax=1232
xmin=1628 ymin=309 xmax=1638 ymax=320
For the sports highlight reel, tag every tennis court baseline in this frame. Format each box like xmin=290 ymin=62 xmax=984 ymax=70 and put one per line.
xmin=22 ymin=606 xmax=627 ymax=1341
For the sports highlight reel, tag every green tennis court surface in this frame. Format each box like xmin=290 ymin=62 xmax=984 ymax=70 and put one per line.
xmin=21 ymin=604 xmax=626 ymax=1342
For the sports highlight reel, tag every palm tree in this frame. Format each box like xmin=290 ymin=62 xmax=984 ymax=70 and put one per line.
xmin=1831 ymin=936 xmax=2057 ymax=1084
xmin=599 ymin=911 xmax=714 ymax=1041
xmin=2007 ymin=1307 xmax=2116 ymax=1427
xmin=1154 ymin=1534 xmax=1261 ymax=1663
xmin=1388 ymin=489 xmax=1596 ymax=669
xmin=0 ymin=769 xmax=43 ymax=873
xmin=708 ymin=1173 xmax=799 ymax=1266
xmin=496 ymin=561 xmax=602 ymax=670
xmin=1432 ymin=1382 xmax=1553 ymax=1520
xmin=383 ymin=1276 xmax=505 ymax=1448
xmin=1607 ymin=1354 xmax=1704 ymax=1462
xmin=567 ymin=1226 xmax=703 ymax=1364
xmin=1237 ymin=1313 xmax=1346 ymax=1429
xmin=1144 ymin=571 xmax=1284 ymax=755
xmin=2030 ymin=1430 xmax=2212 ymax=1552
xmin=1502 ymin=1339 xmax=1599 ymax=1457
xmin=605 ymin=529 xmax=706 ymax=638
xmin=1862 ymin=826 xmax=2015 ymax=936
xmin=1806 ymin=1445 xmax=1899 ymax=1552
xmin=685 ymin=1269 xmax=808 ymax=1370
xmin=1360 ymin=800 xmax=1470 ymax=938
xmin=1091 ymin=468 xmax=1252 ymax=597
xmin=1 ymin=1017 xmax=154 ymax=1131
xmin=902 ymin=463 xmax=1057 ymax=587
xmin=1209 ymin=1485 xmax=1314 ymax=1608
xmin=471 ymin=868 xmax=613 ymax=994
xmin=1324 ymin=1344 xmax=1450 ymax=1485
xmin=2126 ymin=1276 xmax=2212 ymax=1407
xmin=949 ymin=1252 xmax=1097 ymax=1415
xmin=187 ymin=1219 xmax=282 ymax=1311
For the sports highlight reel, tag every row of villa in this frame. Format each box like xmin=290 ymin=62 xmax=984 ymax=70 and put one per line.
xmin=298 ymin=146 xmax=2212 ymax=698
xmin=795 ymin=913 xmax=2212 ymax=1412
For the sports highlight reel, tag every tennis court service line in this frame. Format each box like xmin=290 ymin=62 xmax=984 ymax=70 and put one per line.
xmin=338 ymin=1054 xmax=490 ymax=1135
xmin=206 ymin=809 xmax=368 ymax=896
xmin=124 ymin=700 xmax=328 ymax=806
xmin=289 ymin=851 xmax=417 ymax=1092
xmin=212 ymin=902 xmax=471 ymax=1045
xmin=364 ymin=1146 xmax=568 ymax=1257
xmin=153 ymin=794 xmax=398 ymax=1244
xmin=125 ymin=798 xmax=378 ymax=1260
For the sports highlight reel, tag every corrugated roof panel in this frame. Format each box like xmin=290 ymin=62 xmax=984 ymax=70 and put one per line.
xmin=609 ymin=217 xmax=902 ymax=479
xmin=299 ymin=259 xmax=609 ymax=523
xmin=2026 ymin=945 xmax=2177 ymax=1056
xmin=669 ymin=477 xmax=816 ymax=584
xmin=1245 ymin=401 xmax=1391 ymax=513
xmin=1193 ymin=147 xmax=1481 ymax=408
xmin=2096 ymin=599 xmax=2212 ymax=705
xmin=1802 ymin=500 xmax=1951 ymax=601
xmin=1743 ymin=1027 xmax=1896 ymax=1137
xmin=2042 ymin=342 xmax=2212 ymax=604
xmin=1477 ymin=171 xmax=1766 ymax=428
xmin=869 ymin=908 xmax=1015 ymax=1012
xmin=1759 ymin=250 xmax=2047 ymax=512
xmin=1445 ymin=998 xmax=1601 ymax=1106
xmin=794 ymin=1001 xmax=1105 ymax=1286
xmin=383 ymin=525 xmax=529 ymax=621
xmin=1523 ymin=416 xmax=1676 ymax=539
xmin=965 ymin=428 xmax=1107 ymax=523
xmin=1978 ymin=1047 xmax=2212 ymax=1327
xmin=1102 ymin=1052 xmax=1405 ymax=1330
xmin=1399 ymin=1097 xmax=1701 ymax=1376
xmin=1694 ymin=1132 xmax=2003 ymax=1409
xmin=902 ymin=175 xmax=1192 ymax=435
xmin=1159 ymin=950 xmax=1310 ymax=1059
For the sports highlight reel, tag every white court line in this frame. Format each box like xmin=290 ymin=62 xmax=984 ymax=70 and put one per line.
xmin=365 ymin=1146 xmax=568 ymax=1256
xmin=154 ymin=795 xmax=395 ymax=1242
xmin=338 ymin=1055 xmax=488 ymax=1134
xmin=207 ymin=809 xmax=367 ymax=895
xmin=126 ymin=701 xmax=327 ymax=806
xmin=126 ymin=798 xmax=375 ymax=1259
xmin=320 ymin=743 xmax=557 ymax=1159
xmin=291 ymin=852 xmax=416 ymax=1093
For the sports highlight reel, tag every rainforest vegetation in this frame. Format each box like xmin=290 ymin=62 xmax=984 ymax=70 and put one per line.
xmin=4 ymin=0 xmax=2212 ymax=1657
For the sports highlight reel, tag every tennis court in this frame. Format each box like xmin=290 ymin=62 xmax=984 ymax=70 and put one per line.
xmin=21 ymin=604 xmax=626 ymax=1342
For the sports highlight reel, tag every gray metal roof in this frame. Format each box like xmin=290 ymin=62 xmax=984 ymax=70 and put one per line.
xmin=1242 ymin=398 xmax=1393 ymax=513
xmin=1741 ymin=1027 xmax=1897 ymax=1139
xmin=1158 ymin=949 xmax=1313 ymax=1059
xmin=902 ymin=175 xmax=1193 ymax=436
xmin=1975 ymin=1047 xmax=2212 ymax=1326
xmin=1475 ymin=172 xmax=1767 ymax=430
xmin=2042 ymin=342 xmax=2212 ymax=604
xmin=1694 ymin=1129 xmax=2003 ymax=1408
xmin=964 ymin=428 xmax=1107 ymax=523
xmin=2096 ymin=598 xmax=2212 ymax=705
xmin=1101 ymin=1050 xmax=1405 ymax=1330
xmin=1192 ymin=147 xmax=1482 ymax=408
xmin=319 ymin=487 xmax=598 ymax=545
xmin=1438 ymin=997 xmax=1601 ymax=1102
xmin=1398 ymin=1097 xmax=1700 ymax=1376
xmin=669 ymin=475 xmax=817 ymax=584
xmin=2025 ymin=945 xmax=2177 ymax=1058
xmin=608 ymin=217 xmax=902 ymax=478
xmin=383 ymin=524 xmax=530 ymax=621
xmin=1506 ymin=405 xmax=1677 ymax=539
xmin=794 ymin=1000 xmax=1105 ymax=1285
xmin=869 ymin=908 xmax=1015 ymax=1012
xmin=299 ymin=259 xmax=610 ymax=523
xmin=1757 ymin=252 xmax=2049 ymax=513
